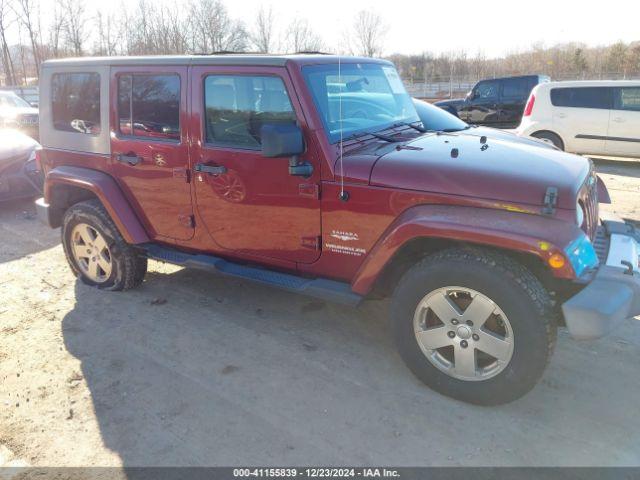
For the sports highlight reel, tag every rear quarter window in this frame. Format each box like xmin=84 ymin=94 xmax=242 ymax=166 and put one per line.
xmin=550 ymin=87 xmax=612 ymax=109
xmin=615 ymin=87 xmax=640 ymax=112
xmin=51 ymin=72 xmax=101 ymax=134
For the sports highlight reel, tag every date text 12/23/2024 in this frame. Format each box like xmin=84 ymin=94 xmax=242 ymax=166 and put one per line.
xmin=233 ymin=468 xmax=400 ymax=478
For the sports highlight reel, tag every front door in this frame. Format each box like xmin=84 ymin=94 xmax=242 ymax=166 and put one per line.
xmin=460 ymin=79 xmax=500 ymax=126
xmin=191 ymin=66 xmax=321 ymax=264
xmin=606 ymin=87 xmax=640 ymax=157
xmin=110 ymin=66 xmax=193 ymax=241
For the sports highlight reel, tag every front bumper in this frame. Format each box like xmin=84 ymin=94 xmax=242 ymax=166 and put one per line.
xmin=562 ymin=221 xmax=640 ymax=340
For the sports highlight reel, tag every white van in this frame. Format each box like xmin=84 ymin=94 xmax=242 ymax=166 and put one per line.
xmin=516 ymin=80 xmax=640 ymax=158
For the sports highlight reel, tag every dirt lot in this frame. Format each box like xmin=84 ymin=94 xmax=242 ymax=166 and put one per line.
xmin=1 ymin=160 xmax=640 ymax=468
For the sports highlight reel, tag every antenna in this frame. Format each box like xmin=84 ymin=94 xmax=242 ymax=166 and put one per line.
xmin=337 ymin=55 xmax=348 ymax=202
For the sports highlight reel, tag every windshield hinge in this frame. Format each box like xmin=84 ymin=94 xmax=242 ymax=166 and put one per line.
xmin=301 ymin=235 xmax=321 ymax=250
xmin=542 ymin=186 xmax=558 ymax=215
xmin=173 ymin=167 xmax=190 ymax=183
xmin=299 ymin=183 xmax=320 ymax=200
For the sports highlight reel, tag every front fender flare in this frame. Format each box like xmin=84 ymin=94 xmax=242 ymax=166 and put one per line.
xmin=351 ymin=204 xmax=585 ymax=295
xmin=44 ymin=166 xmax=149 ymax=244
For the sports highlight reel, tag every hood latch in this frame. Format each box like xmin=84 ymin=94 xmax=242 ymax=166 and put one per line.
xmin=542 ymin=186 xmax=558 ymax=215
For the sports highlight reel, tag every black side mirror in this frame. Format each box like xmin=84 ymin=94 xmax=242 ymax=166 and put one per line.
xmin=260 ymin=123 xmax=312 ymax=177
xmin=261 ymin=123 xmax=304 ymax=158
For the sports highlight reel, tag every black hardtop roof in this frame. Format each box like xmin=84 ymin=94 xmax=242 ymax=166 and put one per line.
xmin=478 ymin=74 xmax=550 ymax=82
xmin=41 ymin=54 xmax=392 ymax=69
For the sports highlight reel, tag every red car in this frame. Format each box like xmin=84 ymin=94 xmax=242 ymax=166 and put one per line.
xmin=35 ymin=55 xmax=639 ymax=405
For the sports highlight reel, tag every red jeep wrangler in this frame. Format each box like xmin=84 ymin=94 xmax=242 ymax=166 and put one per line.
xmin=35 ymin=54 xmax=640 ymax=405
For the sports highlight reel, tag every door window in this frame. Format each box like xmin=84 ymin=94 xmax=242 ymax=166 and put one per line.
xmin=473 ymin=81 xmax=499 ymax=100
xmin=550 ymin=87 xmax=612 ymax=109
xmin=203 ymin=75 xmax=296 ymax=149
xmin=502 ymin=78 xmax=529 ymax=99
xmin=117 ymin=74 xmax=180 ymax=141
xmin=51 ymin=72 xmax=101 ymax=134
xmin=615 ymin=87 xmax=640 ymax=112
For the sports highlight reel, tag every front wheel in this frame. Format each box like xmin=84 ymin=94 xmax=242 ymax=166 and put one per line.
xmin=532 ymin=131 xmax=564 ymax=151
xmin=391 ymin=248 xmax=556 ymax=405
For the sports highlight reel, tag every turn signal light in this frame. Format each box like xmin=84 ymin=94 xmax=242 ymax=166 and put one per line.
xmin=548 ymin=253 xmax=566 ymax=269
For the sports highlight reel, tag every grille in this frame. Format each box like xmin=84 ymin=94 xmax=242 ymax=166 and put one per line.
xmin=592 ymin=226 xmax=609 ymax=265
xmin=579 ymin=173 xmax=599 ymax=241
xmin=18 ymin=114 xmax=38 ymax=126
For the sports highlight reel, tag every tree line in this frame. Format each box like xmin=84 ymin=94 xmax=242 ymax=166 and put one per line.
xmin=0 ymin=0 xmax=638 ymax=86
xmin=391 ymin=41 xmax=640 ymax=85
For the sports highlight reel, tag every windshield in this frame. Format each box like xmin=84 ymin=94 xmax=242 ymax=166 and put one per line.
xmin=303 ymin=63 xmax=420 ymax=143
xmin=412 ymin=98 xmax=469 ymax=131
xmin=0 ymin=92 xmax=31 ymax=109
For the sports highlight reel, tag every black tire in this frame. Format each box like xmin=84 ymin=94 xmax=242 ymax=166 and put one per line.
xmin=391 ymin=248 xmax=556 ymax=405
xmin=61 ymin=199 xmax=147 ymax=291
xmin=532 ymin=131 xmax=564 ymax=151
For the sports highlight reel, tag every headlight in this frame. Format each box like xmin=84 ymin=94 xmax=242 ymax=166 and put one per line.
xmin=576 ymin=200 xmax=585 ymax=227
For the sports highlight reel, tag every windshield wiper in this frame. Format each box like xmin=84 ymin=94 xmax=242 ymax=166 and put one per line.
xmin=397 ymin=121 xmax=428 ymax=133
xmin=440 ymin=125 xmax=471 ymax=133
xmin=349 ymin=131 xmax=397 ymax=143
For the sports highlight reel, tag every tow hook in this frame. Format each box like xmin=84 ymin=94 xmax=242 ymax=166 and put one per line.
xmin=621 ymin=260 xmax=634 ymax=276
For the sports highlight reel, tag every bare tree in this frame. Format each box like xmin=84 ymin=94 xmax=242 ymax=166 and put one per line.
xmin=12 ymin=0 xmax=42 ymax=73
xmin=285 ymin=17 xmax=324 ymax=53
xmin=60 ymin=0 xmax=86 ymax=55
xmin=0 ymin=0 xmax=17 ymax=85
xmin=252 ymin=6 xmax=276 ymax=53
xmin=46 ymin=2 xmax=65 ymax=58
xmin=351 ymin=10 xmax=387 ymax=57
xmin=189 ymin=0 xmax=247 ymax=53
xmin=95 ymin=9 xmax=121 ymax=56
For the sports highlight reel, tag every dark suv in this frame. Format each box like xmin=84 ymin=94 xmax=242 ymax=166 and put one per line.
xmin=435 ymin=75 xmax=550 ymax=128
xmin=35 ymin=55 xmax=639 ymax=405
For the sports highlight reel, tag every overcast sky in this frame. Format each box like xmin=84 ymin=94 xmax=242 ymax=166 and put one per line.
xmin=7 ymin=0 xmax=640 ymax=57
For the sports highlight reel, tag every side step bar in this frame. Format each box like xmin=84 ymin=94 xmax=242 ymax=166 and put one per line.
xmin=143 ymin=244 xmax=363 ymax=307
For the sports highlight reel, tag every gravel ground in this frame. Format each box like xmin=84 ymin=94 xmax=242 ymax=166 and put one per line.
xmin=1 ymin=160 xmax=640 ymax=468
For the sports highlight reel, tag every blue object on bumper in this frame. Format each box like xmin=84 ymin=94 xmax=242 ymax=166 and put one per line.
xmin=564 ymin=233 xmax=599 ymax=277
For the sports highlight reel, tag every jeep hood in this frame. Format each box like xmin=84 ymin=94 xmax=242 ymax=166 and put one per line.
xmin=369 ymin=132 xmax=590 ymax=210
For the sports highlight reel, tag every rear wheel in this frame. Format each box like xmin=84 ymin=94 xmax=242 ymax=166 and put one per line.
xmin=61 ymin=199 xmax=147 ymax=291
xmin=391 ymin=248 xmax=556 ymax=405
xmin=532 ymin=131 xmax=564 ymax=150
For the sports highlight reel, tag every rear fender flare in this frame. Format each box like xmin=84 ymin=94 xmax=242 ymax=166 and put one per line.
xmin=351 ymin=204 xmax=584 ymax=295
xmin=44 ymin=166 xmax=149 ymax=244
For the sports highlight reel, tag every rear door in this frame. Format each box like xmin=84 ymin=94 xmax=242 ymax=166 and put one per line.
xmin=606 ymin=87 xmax=640 ymax=157
xmin=550 ymin=86 xmax=612 ymax=155
xmin=190 ymin=65 xmax=321 ymax=264
xmin=499 ymin=77 xmax=531 ymax=128
xmin=110 ymin=66 xmax=193 ymax=241
xmin=460 ymin=80 xmax=501 ymax=126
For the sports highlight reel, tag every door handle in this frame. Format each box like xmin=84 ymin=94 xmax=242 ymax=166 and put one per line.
xmin=556 ymin=113 xmax=567 ymax=119
xmin=116 ymin=153 xmax=142 ymax=166
xmin=195 ymin=163 xmax=227 ymax=175
xmin=613 ymin=117 xmax=625 ymax=123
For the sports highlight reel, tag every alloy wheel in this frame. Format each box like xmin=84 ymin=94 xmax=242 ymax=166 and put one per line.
xmin=70 ymin=223 xmax=113 ymax=283
xmin=413 ymin=286 xmax=514 ymax=381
